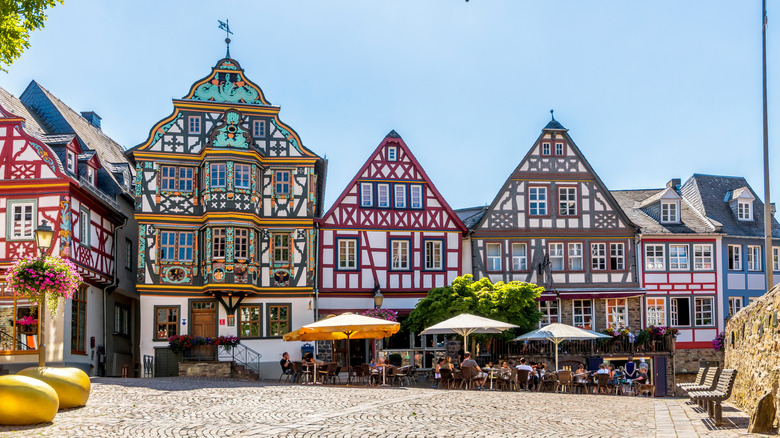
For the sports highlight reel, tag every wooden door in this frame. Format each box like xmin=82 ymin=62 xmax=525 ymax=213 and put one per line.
xmin=191 ymin=302 xmax=216 ymax=360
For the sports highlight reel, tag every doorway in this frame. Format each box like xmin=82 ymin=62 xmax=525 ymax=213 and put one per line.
xmin=190 ymin=301 xmax=216 ymax=360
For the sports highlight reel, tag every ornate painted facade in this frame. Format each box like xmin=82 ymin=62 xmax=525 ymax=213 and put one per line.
xmin=128 ymin=58 xmax=326 ymax=373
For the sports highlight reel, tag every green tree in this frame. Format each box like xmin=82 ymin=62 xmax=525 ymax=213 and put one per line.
xmin=405 ymin=274 xmax=544 ymax=337
xmin=0 ymin=0 xmax=63 ymax=72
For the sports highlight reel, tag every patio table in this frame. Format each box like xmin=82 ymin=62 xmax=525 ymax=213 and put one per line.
xmin=483 ymin=367 xmax=498 ymax=390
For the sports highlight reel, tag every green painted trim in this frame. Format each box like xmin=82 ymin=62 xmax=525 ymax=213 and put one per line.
xmin=265 ymin=302 xmax=292 ymax=339
xmin=152 ymin=304 xmax=181 ymax=342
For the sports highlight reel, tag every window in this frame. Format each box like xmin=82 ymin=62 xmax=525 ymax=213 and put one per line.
xmin=377 ymin=183 xmax=390 ymax=208
xmin=239 ymin=305 xmax=262 ymax=337
xmin=670 ymin=297 xmax=691 ymax=326
xmin=179 ymin=167 xmax=193 ymax=191
xmin=572 ymin=299 xmax=592 ymax=330
xmin=774 ymin=247 xmax=779 ymax=271
xmin=610 ymin=243 xmax=625 ymax=270
xmin=391 ymin=240 xmax=410 ymax=270
xmin=268 ymin=305 xmax=290 ymax=337
xmin=661 ymin=201 xmax=679 ymax=223
xmin=360 ymin=183 xmax=373 ymax=207
xmin=748 ymin=245 xmax=761 ymax=271
xmin=188 ymin=116 xmax=201 ymax=134
xmin=424 ymin=240 xmax=443 ymax=270
xmin=71 ymin=287 xmax=87 ymax=354
xmin=568 ymin=243 xmax=583 ymax=270
xmin=737 ymin=200 xmax=752 ymax=220
xmin=558 ymin=187 xmax=577 ymax=216
xmin=511 ymin=243 xmax=527 ymax=271
xmin=394 ymin=184 xmax=406 ymax=209
xmin=114 ymin=303 xmax=129 ymax=336
xmin=80 ymin=207 xmax=91 ymax=248
xmin=695 ymin=297 xmax=714 ymax=326
xmin=234 ymin=228 xmax=249 ymax=260
xmin=486 ymin=243 xmax=502 ymax=271
xmin=645 ymin=244 xmax=665 ymax=270
xmin=253 ymin=120 xmax=265 ymax=137
xmin=178 ymin=232 xmax=193 ymax=261
xmin=555 ymin=142 xmax=564 ymax=156
xmin=646 ymin=298 xmax=666 ymax=326
xmin=125 ymin=238 xmax=132 ymax=270
xmin=541 ymin=142 xmax=551 ymax=155
xmin=591 ymin=243 xmax=606 ymax=270
xmin=66 ymin=150 xmax=76 ymax=173
xmin=0 ymin=287 xmax=39 ymax=352
xmin=410 ymin=185 xmax=423 ymax=209
xmin=205 ymin=229 xmax=224 ymax=261
xmin=155 ymin=306 xmax=179 ymax=340
xmin=538 ymin=301 xmax=559 ymax=326
xmin=338 ymin=239 xmax=358 ymax=270
xmin=9 ymin=201 xmax=34 ymax=240
xmin=669 ymin=245 xmax=689 ymax=270
xmin=606 ymin=298 xmax=627 ymax=329
xmin=387 ymin=146 xmax=397 ymax=161
xmin=693 ymin=244 xmax=713 ymax=270
xmin=529 ymin=187 xmax=547 ymax=216
xmin=274 ymin=170 xmax=291 ymax=196
xmin=272 ymin=234 xmax=291 ymax=266
xmin=161 ymin=166 xmax=176 ymax=190
xmin=549 ymin=243 xmax=564 ymax=271
xmin=728 ymin=297 xmax=743 ymax=317
xmin=728 ymin=245 xmax=741 ymax=270
xmin=160 ymin=231 xmax=176 ymax=261
xmin=210 ymin=163 xmax=226 ymax=188
xmin=234 ymin=164 xmax=251 ymax=189
xmin=87 ymin=167 xmax=96 ymax=185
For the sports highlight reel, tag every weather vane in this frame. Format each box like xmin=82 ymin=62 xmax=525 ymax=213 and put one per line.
xmin=218 ymin=19 xmax=233 ymax=58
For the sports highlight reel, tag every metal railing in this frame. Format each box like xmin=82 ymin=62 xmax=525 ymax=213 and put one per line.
xmin=0 ymin=330 xmax=34 ymax=351
xmin=218 ymin=343 xmax=263 ymax=375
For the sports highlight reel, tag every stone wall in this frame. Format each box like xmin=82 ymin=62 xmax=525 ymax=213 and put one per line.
xmin=724 ymin=283 xmax=780 ymax=428
xmin=178 ymin=361 xmax=232 ymax=378
xmin=673 ymin=348 xmax=723 ymax=396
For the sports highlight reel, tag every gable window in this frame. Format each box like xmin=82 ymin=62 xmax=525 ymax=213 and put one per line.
xmin=235 ymin=164 xmax=251 ymax=189
xmin=661 ymin=201 xmax=679 ymax=223
xmin=188 ymin=116 xmax=201 ymax=134
xmin=645 ymin=244 xmax=665 ymax=271
xmin=161 ymin=166 xmax=176 ymax=190
xmin=212 ymin=228 xmax=226 ymax=258
xmin=747 ymin=245 xmax=761 ymax=271
xmin=66 ymin=150 xmax=76 ymax=173
xmin=695 ymin=297 xmax=714 ymax=326
xmin=549 ymin=243 xmax=564 ymax=271
xmin=234 ymin=228 xmax=249 ymax=260
xmin=71 ymin=286 xmax=87 ymax=354
xmin=179 ymin=167 xmax=193 ymax=191
xmin=511 ymin=243 xmax=527 ymax=271
xmin=410 ymin=185 xmax=423 ymax=209
xmin=728 ymin=244 xmax=741 ymax=270
xmin=541 ymin=142 xmax=551 ymax=155
xmin=670 ymin=297 xmax=691 ymax=326
xmin=424 ymin=240 xmax=443 ymax=270
xmin=178 ymin=232 xmax=194 ymax=261
xmin=529 ymin=187 xmax=547 ymax=216
xmin=606 ymin=298 xmax=628 ymax=329
xmin=338 ymin=239 xmax=358 ymax=270
xmin=591 ymin=243 xmax=606 ymax=270
xmin=377 ymin=183 xmax=390 ymax=208
xmin=558 ymin=187 xmax=577 ymax=216
xmin=387 ymin=146 xmax=397 ymax=161
xmin=210 ymin=163 xmax=226 ymax=188
xmin=486 ymin=243 xmax=502 ymax=272
xmin=646 ymin=297 xmax=666 ymax=326
xmin=360 ymin=183 xmax=373 ymax=207
xmin=539 ymin=300 xmax=559 ymax=326
xmin=390 ymin=239 xmax=410 ymax=270
xmin=555 ymin=142 xmax=564 ymax=156
xmin=669 ymin=245 xmax=689 ymax=270
xmin=568 ymin=243 xmax=583 ymax=270
xmin=394 ymin=184 xmax=406 ymax=209
xmin=610 ymin=243 xmax=625 ymax=270
xmin=80 ymin=207 xmax=91 ymax=248
xmin=572 ymin=299 xmax=592 ymax=330
xmin=737 ymin=200 xmax=752 ymax=220
xmin=268 ymin=304 xmax=290 ymax=337
xmin=253 ymin=120 xmax=265 ymax=137
xmin=87 ymin=167 xmax=96 ymax=186
xmin=272 ymin=234 xmax=291 ymax=266
xmin=274 ymin=170 xmax=291 ymax=196
xmin=693 ymin=244 xmax=713 ymax=270
xmin=125 ymin=238 xmax=132 ymax=270
xmin=9 ymin=201 xmax=35 ymax=240
xmin=155 ymin=306 xmax=179 ymax=340
xmin=774 ymin=247 xmax=779 ymax=271
xmin=239 ymin=305 xmax=262 ymax=337
xmin=728 ymin=297 xmax=743 ymax=317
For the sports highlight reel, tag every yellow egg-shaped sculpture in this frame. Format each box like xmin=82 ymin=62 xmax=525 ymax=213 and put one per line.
xmin=18 ymin=366 xmax=90 ymax=409
xmin=0 ymin=375 xmax=59 ymax=425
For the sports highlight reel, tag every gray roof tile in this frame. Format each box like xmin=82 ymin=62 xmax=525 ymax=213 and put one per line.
xmin=612 ymin=189 xmax=716 ymax=234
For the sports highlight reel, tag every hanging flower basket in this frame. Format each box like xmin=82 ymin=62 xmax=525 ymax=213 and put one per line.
xmin=362 ymin=308 xmax=398 ymax=322
xmin=5 ymin=256 xmax=82 ymax=315
xmin=168 ymin=335 xmax=240 ymax=355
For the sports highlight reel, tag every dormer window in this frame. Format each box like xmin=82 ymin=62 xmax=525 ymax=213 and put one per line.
xmin=188 ymin=116 xmax=201 ymax=134
xmin=738 ymin=200 xmax=752 ymax=220
xmin=66 ymin=151 xmax=76 ymax=174
xmin=387 ymin=146 xmax=397 ymax=162
xmin=661 ymin=201 xmax=679 ymax=223
xmin=87 ymin=167 xmax=96 ymax=186
xmin=542 ymin=142 xmax=551 ymax=155
xmin=555 ymin=143 xmax=564 ymax=155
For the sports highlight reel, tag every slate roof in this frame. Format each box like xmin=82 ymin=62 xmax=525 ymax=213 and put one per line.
xmin=612 ymin=189 xmax=717 ymax=235
xmin=0 ymin=87 xmax=47 ymax=139
xmin=681 ymin=174 xmax=780 ymax=238
xmin=455 ymin=206 xmax=488 ymax=230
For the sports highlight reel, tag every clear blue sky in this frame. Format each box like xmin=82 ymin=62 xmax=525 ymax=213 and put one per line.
xmin=2 ymin=1 xmax=778 ymax=212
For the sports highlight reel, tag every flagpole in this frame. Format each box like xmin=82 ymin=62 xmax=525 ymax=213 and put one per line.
xmin=762 ymin=0 xmax=775 ymax=290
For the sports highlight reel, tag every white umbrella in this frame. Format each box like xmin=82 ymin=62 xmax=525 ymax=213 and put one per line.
xmin=420 ymin=314 xmax=519 ymax=354
xmin=513 ymin=323 xmax=611 ymax=372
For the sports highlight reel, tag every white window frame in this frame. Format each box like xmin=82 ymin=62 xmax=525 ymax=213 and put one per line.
xmin=558 ymin=187 xmax=577 ymax=216
xmin=728 ymin=244 xmax=742 ymax=270
xmin=668 ymin=244 xmax=689 ymax=270
xmin=87 ymin=167 xmax=96 ymax=185
xmin=387 ymin=146 xmax=397 ymax=161
xmin=549 ymin=243 xmax=564 ymax=271
xmin=670 ymin=297 xmax=691 ymax=327
xmin=390 ymin=239 xmax=410 ymax=270
xmin=646 ymin=297 xmax=666 ymax=326
xmin=529 ymin=187 xmax=547 ymax=216
xmin=188 ymin=116 xmax=200 ymax=134
xmin=572 ymin=299 xmax=592 ymax=330
xmin=610 ymin=243 xmax=625 ymax=270
xmin=737 ymin=200 xmax=752 ymax=220
xmin=360 ymin=183 xmax=373 ymax=207
xmin=486 ymin=242 xmax=502 ymax=272
xmin=693 ymin=244 xmax=713 ymax=270
xmin=694 ymin=297 xmax=714 ymax=326
xmin=541 ymin=142 xmax=551 ymax=155
xmin=9 ymin=201 xmax=35 ymax=240
xmin=747 ymin=245 xmax=762 ymax=271
xmin=424 ymin=240 xmax=443 ymax=270
xmin=511 ymin=242 xmax=527 ymax=271
xmin=568 ymin=242 xmax=583 ymax=271
xmin=66 ymin=150 xmax=76 ymax=173
xmin=645 ymin=244 xmax=665 ymax=271
xmin=394 ymin=184 xmax=406 ymax=209
xmin=377 ymin=183 xmax=390 ymax=208
xmin=605 ymin=298 xmax=628 ymax=329
xmin=538 ymin=300 xmax=559 ymax=327
xmin=80 ymin=206 xmax=91 ymax=248
xmin=591 ymin=243 xmax=606 ymax=271
xmin=410 ymin=185 xmax=423 ymax=209
xmin=555 ymin=142 xmax=564 ymax=156
xmin=774 ymin=247 xmax=779 ymax=272
xmin=728 ymin=297 xmax=743 ymax=317
xmin=661 ymin=201 xmax=679 ymax=223
xmin=337 ymin=239 xmax=358 ymax=270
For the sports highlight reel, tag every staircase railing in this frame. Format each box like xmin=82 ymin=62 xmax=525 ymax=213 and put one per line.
xmin=0 ymin=330 xmax=33 ymax=351
xmin=218 ymin=343 xmax=262 ymax=375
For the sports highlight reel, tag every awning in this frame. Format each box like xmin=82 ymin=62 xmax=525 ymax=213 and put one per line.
xmin=537 ymin=289 xmax=646 ymax=301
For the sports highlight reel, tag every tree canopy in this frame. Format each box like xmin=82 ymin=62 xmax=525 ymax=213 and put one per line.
xmin=0 ymin=0 xmax=63 ymax=72
xmin=404 ymin=275 xmax=544 ymax=337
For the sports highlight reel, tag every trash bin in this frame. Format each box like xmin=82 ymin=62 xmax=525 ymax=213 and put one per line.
xmin=301 ymin=343 xmax=314 ymax=358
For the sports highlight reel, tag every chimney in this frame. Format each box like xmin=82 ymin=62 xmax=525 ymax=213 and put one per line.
xmin=81 ymin=111 xmax=101 ymax=129
xmin=666 ymin=178 xmax=681 ymax=189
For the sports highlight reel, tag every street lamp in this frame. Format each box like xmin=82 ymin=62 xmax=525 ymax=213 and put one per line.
xmin=373 ymin=285 xmax=384 ymax=309
xmin=34 ymin=220 xmax=54 ymax=368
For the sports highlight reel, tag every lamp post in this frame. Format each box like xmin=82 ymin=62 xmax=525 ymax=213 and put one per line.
xmin=762 ymin=0 xmax=774 ymax=290
xmin=34 ymin=220 xmax=54 ymax=368
xmin=372 ymin=285 xmax=383 ymax=362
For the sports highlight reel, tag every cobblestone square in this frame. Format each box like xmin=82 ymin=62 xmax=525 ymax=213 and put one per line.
xmin=0 ymin=378 xmax=755 ymax=437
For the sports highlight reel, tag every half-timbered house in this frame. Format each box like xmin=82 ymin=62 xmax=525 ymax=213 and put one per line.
xmin=0 ymin=83 xmax=138 ymax=376
xmin=127 ymin=57 xmax=326 ymax=376
xmin=317 ymin=131 xmax=467 ymax=366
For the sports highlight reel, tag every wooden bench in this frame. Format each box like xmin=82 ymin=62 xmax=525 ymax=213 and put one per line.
xmin=680 ymin=367 xmax=719 ymax=403
xmin=676 ymin=367 xmax=707 ymax=391
xmin=688 ymin=369 xmax=738 ymax=426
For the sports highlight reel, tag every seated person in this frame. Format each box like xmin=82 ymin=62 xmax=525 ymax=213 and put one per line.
xmin=499 ymin=361 xmax=511 ymax=377
xmin=596 ymin=363 xmax=610 ymax=375
xmin=302 ymin=352 xmax=314 ymax=364
xmin=485 ymin=360 xmax=494 ymax=370
xmin=634 ymin=368 xmax=649 ymax=385
xmin=515 ymin=358 xmax=533 ymax=372
xmin=460 ymin=352 xmax=487 ymax=389
xmin=441 ymin=356 xmax=454 ymax=371
xmin=574 ymin=363 xmax=588 ymax=383
xmin=280 ymin=352 xmax=293 ymax=375
xmin=433 ymin=358 xmax=444 ymax=388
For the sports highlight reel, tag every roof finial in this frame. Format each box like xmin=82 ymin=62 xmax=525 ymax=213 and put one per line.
xmin=550 ymin=109 xmax=556 ymax=121
xmin=218 ymin=19 xmax=234 ymax=58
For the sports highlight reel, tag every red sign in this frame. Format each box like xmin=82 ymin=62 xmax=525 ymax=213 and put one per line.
xmin=219 ymin=319 xmax=226 ymax=326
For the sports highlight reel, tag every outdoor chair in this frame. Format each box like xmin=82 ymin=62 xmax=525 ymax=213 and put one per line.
xmin=291 ymin=361 xmax=304 ymax=383
xmin=688 ymin=369 xmax=738 ymax=426
xmin=459 ymin=366 xmax=474 ymax=389
xmin=540 ymin=373 xmax=555 ymax=392
xmin=572 ymin=376 xmax=588 ymax=394
xmin=682 ymin=367 xmax=720 ymax=406
xmin=595 ymin=373 xmax=610 ymax=394
xmin=516 ymin=369 xmax=531 ymax=391
xmin=352 ymin=365 xmax=365 ymax=385
xmin=556 ymin=371 xmax=573 ymax=393
xmin=386 ymin=366 xmax=397 ymax=386
xmin=395 ymin=366 xmax=412 ymax=386
xmin=676 ymin=367 xmax=708 ymax=391
xmin=361 ymin=364 xmax=373 ymax=385
xmin=439 ymin=368 xmax=454 ymax=389
xmin=496 ymin=370 xmax=511 ymax=391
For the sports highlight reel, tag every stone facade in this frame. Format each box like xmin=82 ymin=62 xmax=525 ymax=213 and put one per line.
xmin=179 ymin=362 xmax=232 ymax=378
xmin=724 ymin=283 xmax=780 ymax=429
